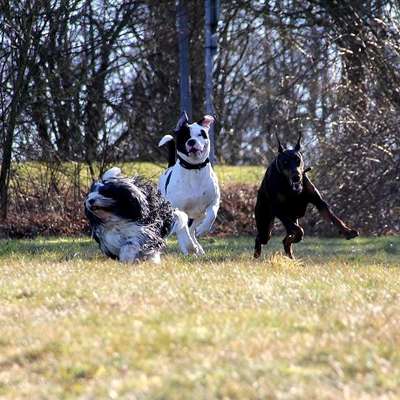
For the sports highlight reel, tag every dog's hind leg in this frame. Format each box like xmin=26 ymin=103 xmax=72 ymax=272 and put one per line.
xmin=254 ymin=218 xmax=274 ymax=259
xmin=254 ymin=195 xmax=274 ymax=258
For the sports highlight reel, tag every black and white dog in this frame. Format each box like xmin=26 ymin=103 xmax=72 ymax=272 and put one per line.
xmin=84 ymin=167 xmax=196 ymax=263
xmin=158 ymin=112 xmax=220 ymax=254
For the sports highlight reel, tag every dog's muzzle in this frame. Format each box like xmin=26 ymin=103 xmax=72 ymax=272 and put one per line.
xmin=85 ymin=196 xmax=114 ymax=212
xmin=186 ymin=139 xmax=205 ymax=155
xmin=290 ymin=175 xmax=303 ymax=193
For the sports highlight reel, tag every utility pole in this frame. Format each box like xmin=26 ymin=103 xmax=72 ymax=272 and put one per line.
xmin=176 ymin=0 xmax=192 ymax=119
xmin=204 ymin=0 xmax=220 ymax=164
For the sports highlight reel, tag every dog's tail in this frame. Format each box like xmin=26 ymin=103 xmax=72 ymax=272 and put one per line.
xmin=158 ymin=135 xmax=176 ymax=167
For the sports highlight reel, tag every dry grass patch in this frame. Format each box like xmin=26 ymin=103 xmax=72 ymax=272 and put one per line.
xmin=0 ymin=236 xmax=399 ymax=399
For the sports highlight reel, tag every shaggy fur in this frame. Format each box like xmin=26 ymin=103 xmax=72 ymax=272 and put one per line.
xmin=84 ymin=167 xmax=193 ymax=262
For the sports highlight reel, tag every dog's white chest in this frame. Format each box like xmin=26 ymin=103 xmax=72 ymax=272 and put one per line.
xmin=160 ymin=165 xmax=219 ymax=219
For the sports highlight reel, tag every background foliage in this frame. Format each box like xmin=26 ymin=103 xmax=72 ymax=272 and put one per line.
xmin=0 ymin=0 xmax=399 ymax=235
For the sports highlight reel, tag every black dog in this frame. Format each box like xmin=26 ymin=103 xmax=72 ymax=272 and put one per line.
xmin=254 ymin=133 xmax=359 ymax=259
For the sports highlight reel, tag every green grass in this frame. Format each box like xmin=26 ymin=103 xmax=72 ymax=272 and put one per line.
xmin=115 ymin=162 xmax=265 ymax=186
xmin=0 ymin=236 xmax=399 ymax=399
xmin=13 ymin=161 xmax=264 ymax=188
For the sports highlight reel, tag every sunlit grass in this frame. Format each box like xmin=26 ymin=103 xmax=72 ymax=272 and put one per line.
xmin=13 ymin=161 xmax=264 ymax=187
xmin=0 ymin=236 xmax=399 ymax=399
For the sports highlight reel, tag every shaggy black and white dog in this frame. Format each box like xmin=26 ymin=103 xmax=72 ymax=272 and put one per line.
xmin=84 ymin=167 xmax=196 ymax=263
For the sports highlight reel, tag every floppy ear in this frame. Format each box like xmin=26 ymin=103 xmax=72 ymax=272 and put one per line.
xmin=275 ymin=132 xmax=284 ymax=153
xmin=158 ymin=134 xmax=174 ymax=147
xmin=294 ymin=131 xmax=302 ymax=151
xmin=175 ymin=111 xmax=189 ymax=131
xmin=198 ymin=115 xmax=215 ymax=129
xmin=102 ymin=167 xmax=121 ymax=181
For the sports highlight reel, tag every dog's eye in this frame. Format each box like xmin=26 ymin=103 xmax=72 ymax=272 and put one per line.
xmin=200 ymin=130 xmax=207 ymax=139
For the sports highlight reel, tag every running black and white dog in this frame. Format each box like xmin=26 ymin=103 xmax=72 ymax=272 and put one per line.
xmin=84 ymin=167 xmax=196 ymax=263
xmin=158 ymin=112 xmax=220 ymax=254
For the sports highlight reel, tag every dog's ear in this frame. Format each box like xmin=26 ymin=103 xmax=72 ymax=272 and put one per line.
xmin=158 ymin=134 xmax=174 ymax=147
xmin=102 ymin=167 xmax=121 ymax=181
xmin=198 ymin=115 xmax=215 ymax=129
xmin=175 ymin=111 xmax=189 ymax=131
xmin=294 ymin=131 xmax=302 ymax=151
xmin=275 ymin=132 xmax=284 ymax=153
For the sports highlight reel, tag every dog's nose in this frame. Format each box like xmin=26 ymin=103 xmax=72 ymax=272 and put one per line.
xmin=187 ymin=139 xmax=196 ymax=147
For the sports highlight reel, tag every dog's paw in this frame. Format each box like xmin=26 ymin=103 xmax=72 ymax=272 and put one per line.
xmin=194 ymin=244 xmax=205 ymax=256
xmin=186 ymin=241 xmax=204 ymax=256
xmin=181 ymin=248 xmax=190 ymax=256
xmin=149 ymin=252 xmax=161 ymax=264
xmin=344 ymin=229 xmax=359 ymax=240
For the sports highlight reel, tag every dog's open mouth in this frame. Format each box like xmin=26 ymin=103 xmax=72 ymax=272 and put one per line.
xmin=188 ymin=147 xmax=202 ymax=155
xmin=290 ymin=176 xmax=303 ymax=193
xmin=292 ymin=183 xmax=302 ymax=193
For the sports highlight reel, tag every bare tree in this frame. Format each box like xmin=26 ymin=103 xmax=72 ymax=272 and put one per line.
xmin=0 ymin=1 xmax=45 ymax=219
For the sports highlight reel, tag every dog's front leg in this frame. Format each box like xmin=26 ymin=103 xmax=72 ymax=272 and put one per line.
xmin=195 ymin=204 xmax=219 ymax=237
xmin=189 ymin=220 xmax=205 ymax=255
xmin=305 ymin=176 xmax=359 ymax=239
xmin=172 ymin=210 xmax=202 ymax=255
xmin=318 ymin=206 xmax=359 ymax=239
xmin=277 ymin=215 xmax=304 ymax=259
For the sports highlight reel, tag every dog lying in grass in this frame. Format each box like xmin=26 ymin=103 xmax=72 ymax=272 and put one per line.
xmin=84 ymin=167 xmax=197 ymax=263
xmin=254 ymin=133 xmax=359 ymax=259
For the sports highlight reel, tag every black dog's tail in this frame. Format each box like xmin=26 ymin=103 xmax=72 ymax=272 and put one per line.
xmin=158 ymin=135 xmax=176 ymax=167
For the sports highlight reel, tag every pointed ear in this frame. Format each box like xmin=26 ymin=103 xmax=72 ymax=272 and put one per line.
xmin=294 ymin=131 xmax=302 ymax=151
xmin=198 ymin=115 xmax=215 ymax=129
xmin=275 ymin=132 xmax=283 ymax=153
xmin=175 ymin=111 xmax=189 ymax=131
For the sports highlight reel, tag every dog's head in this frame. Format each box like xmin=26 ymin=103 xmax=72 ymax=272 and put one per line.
xmin=159 ymin=112 xmax=215 ymax=165
xmin=275 ymin=132 xmax=305 ymax=193
xmin=84 ymin=173 xmax=143 ymax=224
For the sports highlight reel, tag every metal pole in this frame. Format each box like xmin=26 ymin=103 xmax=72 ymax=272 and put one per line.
xmin=176 ymin=0 xmax=192 ymax=119
xmin=204 ymin=0 xmax=219 ymax=164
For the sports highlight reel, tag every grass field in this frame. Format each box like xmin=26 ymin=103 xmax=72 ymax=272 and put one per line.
xmin=14 ymin=161 xmax=265 ymax=187
xmin=0 ymin=235 xmax=399 ymax=399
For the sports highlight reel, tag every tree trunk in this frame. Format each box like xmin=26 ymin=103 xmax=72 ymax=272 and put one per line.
xmin=0 ymin=8 xmax=34 ymax=219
